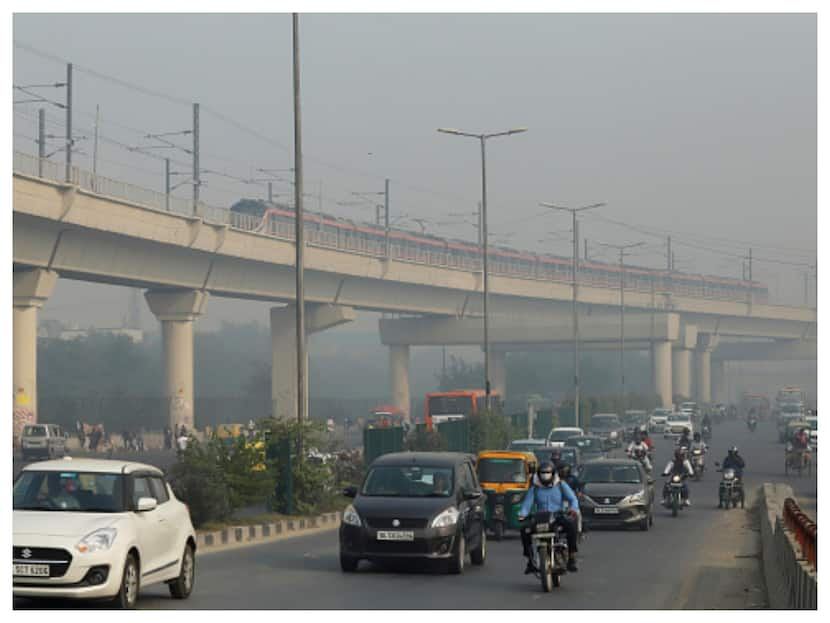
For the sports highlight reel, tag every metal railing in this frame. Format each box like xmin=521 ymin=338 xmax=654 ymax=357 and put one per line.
xmin=13 ymin=150 xmax=769 ymax=305
xmin=783 ymin=497 xmax=817 ymax=570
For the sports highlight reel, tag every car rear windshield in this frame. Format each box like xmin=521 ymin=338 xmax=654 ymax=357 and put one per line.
xmin=361 ymin=465 xmax=454 ymax=497
xmin=428 ymin=396 xmax=473 ymax=418
xmin=549 ymin=430 xmax=578 ymax=441
xmin=591 ymin=417 xmax=619 ymax=428
xmin=582 ymin=464 xmax=642 ymax=484
xmin=22 ymin=425 xmax=47 ymax=437
xmin=478 ymin=458 xmax=527 ymax=484
xmin=13 ymin=471 xmax=126 ymax=512
xmin=566 ymin=437 xmax=602 ymax=452
xmin=509 ymin=441 xmax=544 ymax=451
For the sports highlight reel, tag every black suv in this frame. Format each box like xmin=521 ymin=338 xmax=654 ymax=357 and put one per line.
xmin=588 ymin=414 xmax=625 ymax=449
xmin=339 ymin=452 xmax=486 ymax=574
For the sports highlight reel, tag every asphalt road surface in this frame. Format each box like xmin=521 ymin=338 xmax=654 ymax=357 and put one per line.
xmin=14 ymin=418 xmax=815 ymax=609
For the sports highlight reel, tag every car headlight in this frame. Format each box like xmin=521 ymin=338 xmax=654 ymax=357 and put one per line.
xmin=342 ymin=504 xmax=362 ymax=527
xmin=431 ymin=506 xmax=460 ymax=528
xmin=76 ymin=527 xmax=117 ymax=553
xmin=621 ymin=490 xmax=646 ymax=505
xmin=610 ymin=431 xmax=618 ymax=438
xmin=510 ymin=493 xmax=524 ymax=504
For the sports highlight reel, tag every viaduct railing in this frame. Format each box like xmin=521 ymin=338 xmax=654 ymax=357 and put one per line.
xmin=784 ymin=497 xmax=817 ymax=570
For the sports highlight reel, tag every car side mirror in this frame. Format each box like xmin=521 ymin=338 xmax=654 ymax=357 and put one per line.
xmin=136 ymin=497 xmax=157 ymax=512
xmin=342 ymin=485 xmax=357 ymax=498
xmin=463 ymin=489 xmax=481 ymax=501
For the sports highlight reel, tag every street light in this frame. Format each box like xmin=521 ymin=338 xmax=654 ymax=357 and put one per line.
xmin=539 ymin=201 xmax=606 ymax=428
xmin=596 ymin=241 xmax=645 ymax=413
xmin=438 ymin=126 xmax=527 ymax=408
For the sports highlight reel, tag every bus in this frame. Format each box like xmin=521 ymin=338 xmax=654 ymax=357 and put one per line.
xmin=424 ymin=390 xmax=502 ymax=430
xmin=366 ymin=404 xmax=406 ymax=429
xmin=776 ymin=387 xmax=807 ymax=406
xmin=741 ymin=393 xmax=770 ymax=420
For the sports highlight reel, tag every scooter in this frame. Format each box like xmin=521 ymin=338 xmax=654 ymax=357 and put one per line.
xmin=691 ymin=449 xmax=705 ymax=480
xmin=702 ymin=424 xmax=712 ymax=442
xmin=747 ymin=418 xmax=758 ymax=433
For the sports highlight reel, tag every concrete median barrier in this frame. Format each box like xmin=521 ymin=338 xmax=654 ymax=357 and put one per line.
xmin=758 ymin=483 xmax=817 ymax=609
xmin=195 ymin=511 xmax=341 ymax=553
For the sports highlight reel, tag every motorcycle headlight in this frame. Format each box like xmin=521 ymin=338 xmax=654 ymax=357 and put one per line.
xmin=610 ymin=431 xmax=618 ymax=438
xmin=621 ymin=490 xmax=646 ymax=505
xmin=510 ymin=493 xmax=524 ymax=505
xmin=342 ymin=504 xmax=362 ymax=527
xmin=672 ymin=475 xmax=681 ymax=483
xmin=431 ymin=506 xmax=460 ymax=528
xmin=75 ymin=527 xmax=117 ymax=553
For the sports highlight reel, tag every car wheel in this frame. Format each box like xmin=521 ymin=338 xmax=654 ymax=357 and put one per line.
xmin=168 ymin=544 xmax=195 ymax=599
xmin=340 ymin=552 xmax=359 ymax=572
xmin=448 ymin=532 xmax=466 ymax=574
xmin=112 ymin=553 xmax=139 ymax=609
xmin=470 ymin=526 xmax=486 ymax=566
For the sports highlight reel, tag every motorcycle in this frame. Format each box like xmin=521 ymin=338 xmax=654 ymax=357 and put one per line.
xmin=702 ymin=424 xmax=712 ymax=442
xmin=715 ymin=463 xmax=744 ymax=509
xmin=526 ymin=511 xmax=569 ymax=592
xmin=690 ymin=448 xmax=705 ymax=480
xmin=662 ymin=474 xmax=686 ymax=517
xmin=747 ymin=418 xmax=758 ymax=433
xmin=628 ymin=449 xmax=653 ymax=474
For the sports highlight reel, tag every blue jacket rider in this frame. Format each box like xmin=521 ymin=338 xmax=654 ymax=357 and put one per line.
xmin=518 ymin=462 xmax=580 ymax=574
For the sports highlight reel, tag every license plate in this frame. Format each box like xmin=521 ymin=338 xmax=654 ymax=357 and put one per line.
xmin=14 ymin=563 xmax=50 ymax=577
xmin=594 ymin=507 xmax=620 ymax=515
xmin=376 ymin=530 xmax=414 ymax=541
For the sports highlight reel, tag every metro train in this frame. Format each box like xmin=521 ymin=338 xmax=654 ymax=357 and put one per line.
xmin=230 ymin=203 xmax=768 ymax=304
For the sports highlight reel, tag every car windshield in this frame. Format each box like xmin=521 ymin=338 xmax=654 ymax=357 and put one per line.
xmin=509 ymin=441 xmax=544 ymax=451
xmin=13 ymin=471 xmax=126 ymax=512
xmin=478 ymin=458 xmax=527 ymax=484
xmin=668 ymin=415 xmax=689 ymax=422
xmin=566 ymin=437 xmax=602 ymax=453
xmin=361 ymin=465 xmax=454 ymax=497
xmin=591 ymin=417 xmax=618 ymax=429
xmin=22 ymin=425 xmax=47 ymax=437
xmin=549 ymin=430 xmax=578 ymax=441
xmin=582 ymin=464 xmax=642 ymax=484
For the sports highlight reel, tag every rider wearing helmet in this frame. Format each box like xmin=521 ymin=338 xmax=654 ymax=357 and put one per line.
xmin=721 ymin=446 xmax=745 ymax=478
xmin=690 ymin=432 xmax=707 ymax=454
xmin=626 ymin=435 xmax=653 ymax=472
xmin=518 ymin=461 xmax=580 ymax=574
xmin=662 ymin=447 xmax=694 ymax=505
xmin=676 ymin=427 xmax=692 ymax=450
xmin=549 ymin=448 xmax=566 ymax=472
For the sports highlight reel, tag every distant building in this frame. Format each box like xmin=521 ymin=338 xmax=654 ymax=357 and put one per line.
xmin=38 ymin=319 xmax=144 ymax=343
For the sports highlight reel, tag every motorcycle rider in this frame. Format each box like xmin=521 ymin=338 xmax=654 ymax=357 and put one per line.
xmin=792 ymin=428 xmax=810 ymax=451
xmin=721 ymin=446 xmax=745 ymax=478
xmin=627 ymin=434 xmax=653 ymax=472
xmin=676 ymin=427 xmax=693 ymax=450
xmin=558 ymin=462 xmax=584 ymax=539
xmin=701 ymin=412 xmax=712 ymax=436
xmin=689 ymin=432 xmax=707 ymax=473
xmin=662 ymin=447 xmax=694 ymax=506
xmin=518 ymin=461 xmax=580 ymax=574
xmin=549 ymin=448 xmax=567 ymax=472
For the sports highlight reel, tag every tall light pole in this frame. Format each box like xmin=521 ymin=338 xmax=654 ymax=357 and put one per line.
xmin=539 ymin=202 xmax=606 ymax=428
xmin=597 ymin=241 xmax=645 ymax=413
xmin=292 ymin=13 xmax=306 ymax=454
xmin=438 ymin=127 xmax=527 ymax=409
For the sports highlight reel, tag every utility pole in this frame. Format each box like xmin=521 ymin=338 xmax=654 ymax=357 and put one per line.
xmin=584 ymin=238 xmax=588 ymax=261
xmin=93 ymin=104 xmax=100 ymax=178
xmin=65 ymin=63 xmax=72 ymax=183
xmin=268 ymin=181 xmax=273 ymax=204
xmin=539 ymin=201 xmax=606 ymax=428
xmin=192 ymin=103 xmax=200 ymax=215
xmin=804 ymin=271 xmax=809 ymax=306
xmin=667 ymin=236 xmax=672 ymax=272
xmin=165 ymin=158 xmax=171 ymax=212
xmin=292 ymin=12 xmax=307 ymax=454
xmin=384 ymin=178 xmax=390 ymax=257
xmin=37 ymin=108 xmax=45 ymax=177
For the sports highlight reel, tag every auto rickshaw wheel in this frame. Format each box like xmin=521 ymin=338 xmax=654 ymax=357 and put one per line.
xmin=492 ymin=521 xmax=504 ymax=541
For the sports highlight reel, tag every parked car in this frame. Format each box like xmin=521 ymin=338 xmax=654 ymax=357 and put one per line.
xmin=339 ymin=452 xmax=486 ymax=574
xmin=20 ymin=424 xmax=67 ymax=461
xmin=664 ymin=413 xmax=694 ymax=438
xmin=579 ymin=458 xmax=655 ymax=531
xmin=508 ymin=438 xmax=548 ymax=452
xmin=13 ymin=458 xmax=196 ymax=608
xmin=546 ymin=427 xmax=585 ymax=448
xmin=649 ymin=408 xmax=672 ymax=434
xmin=588 ymin=414 xmax=625 ymax=449
xmin=564 ymin=435 xmax=606 ymax=463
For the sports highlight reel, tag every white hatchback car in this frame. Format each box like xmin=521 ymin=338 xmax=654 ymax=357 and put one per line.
xmin=546 ymin=427 xmax=585 ymax=447
xmin=13 ymin=458 xmax=196 ymax=609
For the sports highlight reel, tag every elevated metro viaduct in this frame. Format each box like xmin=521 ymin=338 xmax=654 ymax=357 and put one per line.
xmin=12 ymin=160 xmax=817 ymax=427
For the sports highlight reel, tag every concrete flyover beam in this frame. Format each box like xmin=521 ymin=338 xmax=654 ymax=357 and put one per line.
xmin=271 ymin=304 xmax=355 ymax=421
xmin=13 ymin=269 xmax=58 ymax=430
xmin=713 ymin=339 xmax=817 ymax=362
xmin=145 ymin=289 xmax=209 ymax=431
xmin=378 ymin=312 xmax=681 ymax=346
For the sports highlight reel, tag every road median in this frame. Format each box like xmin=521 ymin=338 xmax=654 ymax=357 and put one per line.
xmin=194 ymin=511 xmax=342 ymax=554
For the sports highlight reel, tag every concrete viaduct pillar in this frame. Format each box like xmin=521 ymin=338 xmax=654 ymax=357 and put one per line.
xmin=146 ymin=289 xmax=208 ymax=432
xmin=270 ymin=304 xmax=355 ymax=421
xmin=672 ymin=349 xmax=692 ymax=401
xmin=652 ymin=341 xmax=672 ymax=408
xmin=694 ymin=334 xmax=719 ymax=404
xmin=389 ymin=344 xmax=411 ymax=423
xmin=711 ymin=359 xmax=726 ymax=405
xmin=13 ymin=269 xmax=58 ymax=433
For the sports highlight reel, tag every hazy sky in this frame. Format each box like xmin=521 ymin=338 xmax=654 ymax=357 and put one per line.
xmin=13 ymin=12 xmax=817 ymax=330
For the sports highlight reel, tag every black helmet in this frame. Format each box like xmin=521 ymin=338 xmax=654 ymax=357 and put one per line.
xmin=683 ymin=427 xmax=691 ymax=436
xmin=728 ymin=446 xmax=738 ymax=456
xmin=693 ymin=432 xmax=701 ymax=442
xmin=559 ymin=463 xmax=572 ymax=479
xmin=538 ymin=461 xmax=555 ymax=486
xmin=674 ymin=447 xmax=685 ymax=461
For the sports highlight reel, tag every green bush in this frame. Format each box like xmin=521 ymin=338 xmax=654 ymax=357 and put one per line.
xmin=405 ymin=426 xmax=448 ymax=452
xmin=168 ymin=438 xmax=232 ymax=528
xmin=470 ymin=409 xmax=511 ymax=453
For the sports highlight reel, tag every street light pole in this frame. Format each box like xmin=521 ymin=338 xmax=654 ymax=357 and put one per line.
xmin=438 ymin=126 xmax=527 ymax=410
xmin=597 ymin=241 xmax=645 ymax=413
xmin=539 ymin=202 xmax=606 ymax=428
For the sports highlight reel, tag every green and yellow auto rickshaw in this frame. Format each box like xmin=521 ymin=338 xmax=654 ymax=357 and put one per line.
xmin=476 ymin=450 xmax=538 ymax=541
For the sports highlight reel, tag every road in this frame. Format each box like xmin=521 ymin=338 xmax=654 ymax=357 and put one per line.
xmin=14 ymin=418 xmax=815 ymax=609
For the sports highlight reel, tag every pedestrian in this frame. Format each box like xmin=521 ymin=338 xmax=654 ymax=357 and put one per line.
xmin=164 ymin=426 xmax=172 ymax=450
xmin=122 ymin=430 xmax=131 ymax=450
xmin=179 ymin=424 xmax=187 ymax=438
xmin=136 ymin=428 xmax=145 ymax=452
